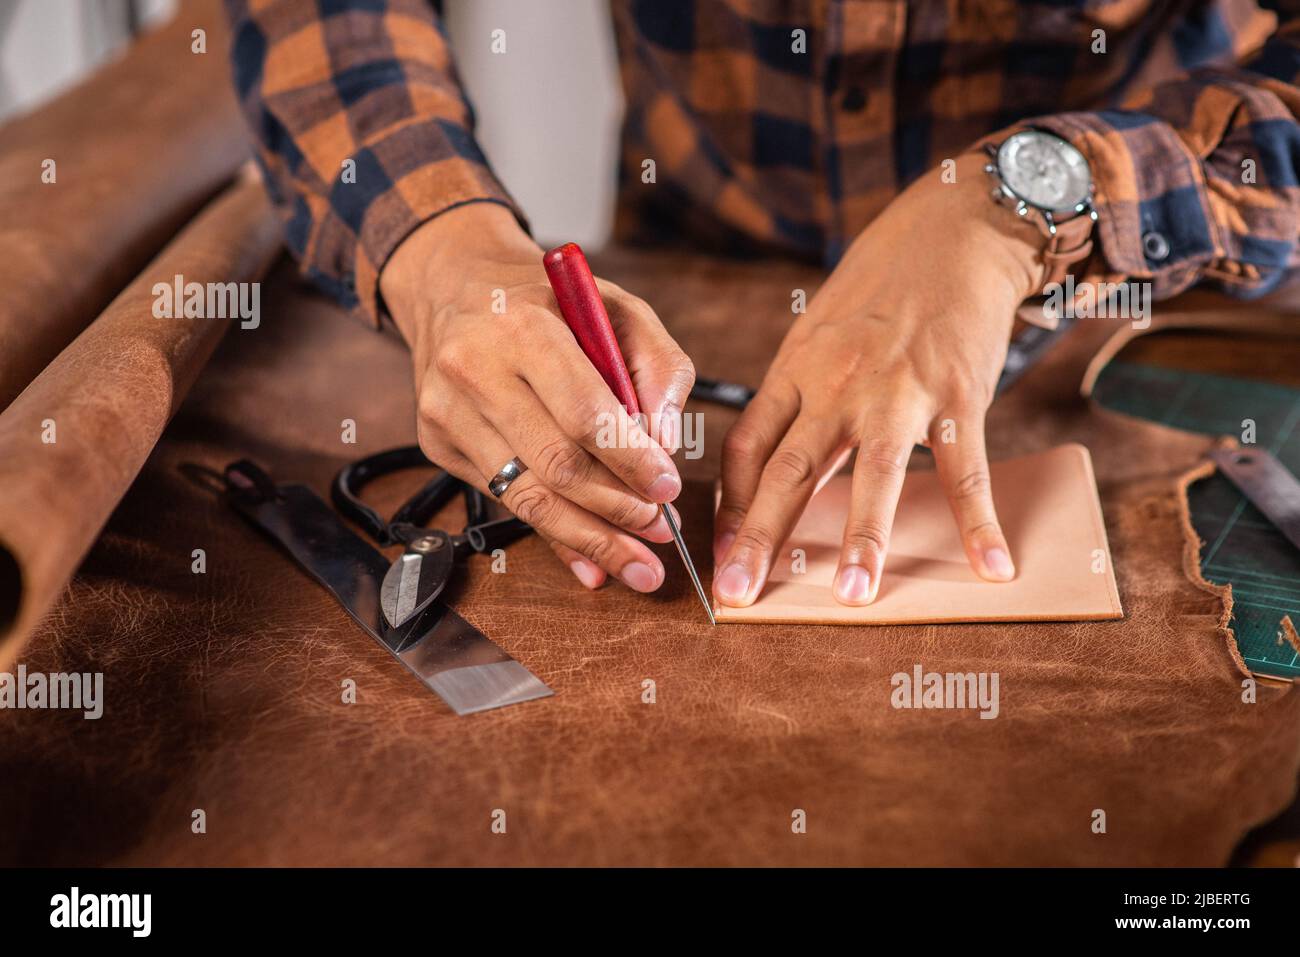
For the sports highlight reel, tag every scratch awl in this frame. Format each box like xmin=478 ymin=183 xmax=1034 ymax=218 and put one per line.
xmin=543 ymin=242 xmax=716 ymax=626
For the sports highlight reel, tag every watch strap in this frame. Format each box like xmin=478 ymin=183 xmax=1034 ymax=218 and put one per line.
xmin=1040 ymin=213 xmax=1094 ymax=291
xmin=1020 ymin=212 xmax=1095 ymax=331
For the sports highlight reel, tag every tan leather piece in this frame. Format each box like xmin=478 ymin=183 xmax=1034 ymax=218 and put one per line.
xmin=715 ymin=444 xmax=1123 ymax=625
xmin=0 ymin=178 xmax=281 ymax=673
xmin=0 ymin=0 xmax=246 ymax=410
xmin=0 ymin=250 xmax=1296 ymax=866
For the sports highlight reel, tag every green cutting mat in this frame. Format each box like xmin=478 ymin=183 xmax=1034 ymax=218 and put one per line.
xmin=1093 ymin=360 xmax=1300 ymax=680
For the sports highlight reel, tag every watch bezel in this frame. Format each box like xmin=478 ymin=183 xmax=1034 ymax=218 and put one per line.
xmin=991 ymin=130 xmax=1093 ymax=216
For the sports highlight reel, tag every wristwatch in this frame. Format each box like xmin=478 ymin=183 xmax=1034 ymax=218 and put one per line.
xmin=983 ymin=130 xmax=1097 ymax=293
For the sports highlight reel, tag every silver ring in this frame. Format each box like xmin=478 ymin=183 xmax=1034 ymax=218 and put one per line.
xmin=488 ymin=457 xmax=527 ymax=498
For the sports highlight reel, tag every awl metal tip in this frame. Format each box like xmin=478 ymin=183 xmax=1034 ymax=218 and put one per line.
xmin=661 ymin=504 xmax=716 ymax=626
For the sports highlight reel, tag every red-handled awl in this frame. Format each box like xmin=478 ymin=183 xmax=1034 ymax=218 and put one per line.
xmin=543 ymin=242 xmax=715 ymax=626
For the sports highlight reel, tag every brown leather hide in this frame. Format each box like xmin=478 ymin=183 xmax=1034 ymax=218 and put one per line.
xmin=0 ymin=0 xmax=245 ymax=410
xmin=0 ymin=250 xmax=1296 ymax=866
xmin=0 ymin=178 xmax=282 ymax=674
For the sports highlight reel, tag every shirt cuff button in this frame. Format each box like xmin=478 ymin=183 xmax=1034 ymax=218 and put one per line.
xmin=1142 ymin=231 xmax=1170 ymax=262
xmin=841 ymin=87 xmax=867 ymax=112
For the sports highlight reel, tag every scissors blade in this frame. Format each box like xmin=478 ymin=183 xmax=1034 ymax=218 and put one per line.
xmin=662 ymin=504 xmax=715 ymax=626
xmin=386 ymin=602 xmax=553 ymax=715
xmin=227 ymin=478 xmax=550 ymax=715
xmin=380 ymin=531 xmax=454 ymax=628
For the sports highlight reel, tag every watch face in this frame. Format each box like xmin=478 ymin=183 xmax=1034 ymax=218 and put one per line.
xmin=997 ymin=131 xmax=1091 ymax=213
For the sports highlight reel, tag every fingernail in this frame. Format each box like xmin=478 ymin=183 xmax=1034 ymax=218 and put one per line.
xmin=714 ymin=562 xmax=752 ymax=604
xmin=647 ymin=471 xmax=681 ymax=503
xmin=834 ymin=564 xmax=872 ymax=604
xmin=569 ymin=560 xmax=604 ymax=590
xmin=659 ymin=403 xmax=682 ymax=453
xmin=983 ymin=547 xmax=1015 ymax=581
xmin=620 ymin=561 xmax=661 ymax=593
xmin=713 ymin=531 xmax=735 ymax=566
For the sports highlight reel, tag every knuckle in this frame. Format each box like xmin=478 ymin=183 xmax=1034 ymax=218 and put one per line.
xmin=433 ymin=338 xmax=475 ymax=381
xmin=597 ymin=279 xmax=629 ymax=300
xmin=944 ymin=397 xmax=987 ymax=424
xmin=715 ymin=502 xmax=748 ymax=530
xmin=670 ymin=362 xmax=697 ymax=401
xmin=525 ymin=304 xmax=563 ymax=337
xmin=844 ymin=517 xmax=891 ymax=555
xmin=961 ymin=380 xmax=995 ymax=410
xmin=608 ymin=494 xmax=651 ymax=530
xmin=574 ymin=530 xmax=617 ymax=568
xmin=765 ymin=445 xmax=819 ymax=489
xmin=659 ymin=350 xmax=696 ymax=394
xmin=416 ymin=390 xmax=447 ymax=428
xmin=722 ymin=424 xmax=758 ymax=461
xmin=856 ymin=438 xmax=908 ymax=477
xmin=506 ymin=483 xmax=560 ymax=530
xmin=951 ymin=467 xmax=991 ymax=504
xmin=723 ymin=418 xmax=774 ymax=462
xmin=557 ymin=396 xmax=601 ymax=444
xmin=732 ymin=523 xmax=776 ymax=556
xmin=534 ymin=436 xmax=589 ymax=494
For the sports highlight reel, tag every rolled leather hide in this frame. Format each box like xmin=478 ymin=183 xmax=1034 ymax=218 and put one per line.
xmin=0 ymin=0 xmax=247 ymax=410
xmin=0 ymin=177 xmax=281 ymax=671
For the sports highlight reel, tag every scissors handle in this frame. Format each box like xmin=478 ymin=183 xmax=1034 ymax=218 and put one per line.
xmin=331 ymin=445 xmax=456 ymax=546
xmin=465 ymin=514 xmax=533 ymax=554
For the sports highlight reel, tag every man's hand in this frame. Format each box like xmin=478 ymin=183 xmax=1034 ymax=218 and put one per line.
xmin=714 ymin=152 xmax=1044 ymax=607
xmin=380 ymin=203 xmax=695 ymax=592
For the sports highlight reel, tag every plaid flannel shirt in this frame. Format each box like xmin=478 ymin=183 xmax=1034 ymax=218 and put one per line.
xmin=226 ymin=0 xmax=1300 ymax=327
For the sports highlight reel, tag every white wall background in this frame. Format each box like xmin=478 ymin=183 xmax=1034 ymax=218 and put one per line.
xmin=0 ymin=0 xmax=175 ymax=120
xmin=0 ymin=0 xmax=620 ymax=248
xmin=444 ymin=0 xmax=622 ymax=248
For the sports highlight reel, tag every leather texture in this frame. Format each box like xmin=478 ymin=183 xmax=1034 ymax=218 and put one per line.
xmin=1038 ymin=213 xmax=1096 ymax=295
xmin=0 ymin=177 xmax=282 ymax=672
xmin=0 ymin=0 xmax=246 ymax=410
xmin=0 ymin=248 xmax=1296 ymax=866
xmin=715 ymin=443 xmax=1123 ymax=625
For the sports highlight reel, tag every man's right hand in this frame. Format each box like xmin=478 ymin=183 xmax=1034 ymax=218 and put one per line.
xmin=379 ymin=203 xmax=695 ymax=593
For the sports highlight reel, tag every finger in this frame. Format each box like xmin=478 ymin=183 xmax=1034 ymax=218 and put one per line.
xmin=480 ymin=374 xmax=674 ymax=544
xmin=520 ymin=315 xmax=683 ymax=503
xmin=602 ymin=288 xmax=695 ymax=451
xmin=833 ymin=409 xmax=929 ymax=606
xmin=451 ymin=410 xmax=666 ymax=593
xmin=548 ymin=539 xmax=607 ymax=590
xmin=714 ymin=414 xmax=845 ymax=607
xmin=714 ymin=379 xmax=799 ymax=565
xmin=930 ymin=411 xmax=1015 ymax=582
xmin=424 ymin=418 xmax=616 ymax=589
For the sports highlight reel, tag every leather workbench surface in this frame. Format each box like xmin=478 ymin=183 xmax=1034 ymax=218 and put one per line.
xmin=2 ymin=250 xmax=1297 ymax=866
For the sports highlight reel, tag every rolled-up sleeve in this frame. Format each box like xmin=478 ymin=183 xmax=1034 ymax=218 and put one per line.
xmin=1026 ymin=7 xmax=1300 ymax=301
xmin=224 ymin=0 xmax=527 ymax=326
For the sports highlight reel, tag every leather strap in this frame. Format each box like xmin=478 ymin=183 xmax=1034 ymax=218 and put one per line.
xmin=1018 ymin=212 xmax=1096 ymax=331
xmin=1039 ymin=212 xmax=1095 ymax=291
